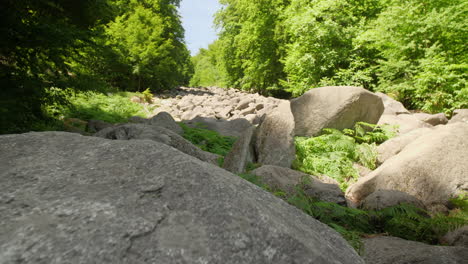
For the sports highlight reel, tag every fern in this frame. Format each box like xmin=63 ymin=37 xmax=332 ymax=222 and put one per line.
xmin=179 ymin=123 xmax=237 ymax=157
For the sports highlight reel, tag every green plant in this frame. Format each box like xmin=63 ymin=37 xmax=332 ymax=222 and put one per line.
xmin=343 ymin=122 xmax=398 ymax=145
xmin=141 ymin=88 xmax=154 ymax=103
xmin=179 ymin=123 xmax=236 ymax=157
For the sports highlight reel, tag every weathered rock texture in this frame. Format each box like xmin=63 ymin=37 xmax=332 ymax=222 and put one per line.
xmin=183 ymin=116 xmax=252 ymax=138
xmin=291 ymin=86 xmax=384 ymax=137
xmin=363 ymin=236 xmax=468 ymax=264
xmin=413 ymin=112 xmax=448 ymax=126
xmin=378 ymin=114 xmax=432 ymax=135
xmin=251 ymin=165 xmax=345 ymax=205
xmin=223 ymin=126 xmax=255 ymax=174
xmin=95 ymin=123 xmax=220 ymax=165
xmin=376 ymin=127 xmax=433 ymax=165
xmin=375 ymin=92 xmax=410 ymax=115
xmin=449 ymin=109 xmax=468 ymax=124
xmin=347 ymin=123 xmax=468 ymax=212
xmin=0 ymin=132 xmax=364 ymax=264
xmin=441 ymin=226 xmax=468 ymax=248
xmin=360 ymin=189 xmax=426 ymax=211
xmin=255 ymin=101 xmax=296 ymax=168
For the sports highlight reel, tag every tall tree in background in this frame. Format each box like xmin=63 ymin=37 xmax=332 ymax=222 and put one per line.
xmin=105 ymin=0 xmax=192 ymax=91
xmin=215 ymin=0 xmax=288 ymax=95
xmin=0 ymin=0 xmax=111 ymax=133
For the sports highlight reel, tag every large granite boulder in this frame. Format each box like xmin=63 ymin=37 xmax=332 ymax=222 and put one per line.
xmin=378 ymin=114 xmax=432 ymax=135
xmin=95 ymin=123 xmax=220 ymax=165
xmin=223 ymin=126 xmax=255 ymax=174
xmin=363 ymin=236 xmax=468 ymax=264
xmin=375 ymin=92 xmax=410 ymax=115
xmin=413 ymin=113 xmax=448 ymax=126
xmin=360 ymin=189 xmax=426 ymax=211
xmin=0 ymin=132 xmax=364 ymax=264
xmin=347 ymin=123 xmax=468 ymax=212
xmin=449 ymin=109 xmax=468 ymax=124
xmin=376 ymin=127 xmax=433 ymax=165
xmin=250 ymin=165 xmax=346 ymax=205
xmin=147 ymin=111 xmax=183 ymax=135
xmin=291 ymin=86 xmax=384 ymax=137
xmin=183 ymin=117 xmax=252 ymax=138
xmin=255 ymin=101 xmax=296 ymax=168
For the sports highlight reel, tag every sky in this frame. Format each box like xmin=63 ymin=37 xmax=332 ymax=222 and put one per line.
xmin=179 ymin=0 xmax=222 ymax=55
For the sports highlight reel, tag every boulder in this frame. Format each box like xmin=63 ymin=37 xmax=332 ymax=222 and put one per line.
xmin=360 ymin=189 xmax=426 ymax=211
xmin=86 ymin=119 xmax=113 ymax=133
xmin=362 ymin=236 xmax=468 ymax=264
xmin=95 ymin=123 xmax=220 ymax=165
xmin=147 ymin=112 xmax=183 ymax=135
xmin=255 ymin=101 xmax=296 ymax=168
xmin=413 ymin=112 xmax=448 ymax=126
xmin=291 ymin=86 xmax=384 ymax=137
xmin=250 ymin=165 xmax=346 ymax=205
xmin=346 ymin=123 xmax=468 ymax=212
xmin=441 ymin=226 xmax=468 ymax=248
xmin=376 ymin=127 xmax=433 ymax=164
xmin=449 ymin=109 xmax=468 ymax=124
xmin=0 ymin=132 xmax=364 ymax=264
xmin=375 ymin=92 xmax=410 ymax=115
xmin=184 ymin=117 xmax=252 ymax=138
xmin=223 ymin=126 xmax=255 ymax=174
xmin=378 ymin=114 xmax=432 ymax=135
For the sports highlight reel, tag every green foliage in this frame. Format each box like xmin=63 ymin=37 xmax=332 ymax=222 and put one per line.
xmin=179 ymin=123 xmax=236 ymax=157
xmin=55 ymin=91 xmax=148 ymax=124
xmin=238 ymin=174 xmax=467 ymax=251
xmin=343 ymin=122 xmax=398 ymax=144
xmin=190 ymin=41 xmax=228 ymax=87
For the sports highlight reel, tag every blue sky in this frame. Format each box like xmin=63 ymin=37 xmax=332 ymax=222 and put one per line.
xmin=179 ymin=0 xmax=222 ymax=55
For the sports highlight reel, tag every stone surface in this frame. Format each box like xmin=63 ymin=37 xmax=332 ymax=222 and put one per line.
xmin=441 ymin=226 xmax=468 ymax=248
xmin=86 ymin=119 xmax=113 ymax=133
xmin=363 ymin=236 xmax=468 ymax=264
xmin=291 ymin=86 xmax=384 ymax=137
xmin=449 ymin=109 xmax=468 ymax=124
xmin=95 ymin=123 xmax=220 ymax=165
xmin=0 ymin=132 xmax=364 ymax=264
xmin=255 ymin=101 xmax=296 ymax=168
xmin=378 ymin=114 xmax=432 ymax=135
xmin=223 ymin=126 xmax=255 ymax=174
xmin=375 ymin=92 xmax=410 ymax=115
xmin=376 ymin=127 xmax=433 ymax=165
xmin=347 ymin=123 xmax=468 ymax=212
xmin=184 ymin=117 xmax=252 ymax=138
xmin=413 ymin=112 xmax=448 ymax=126
xmin=360 ymin=189 xmax=426 ymax=211
xmin=251 ymin=165 xmax=346 ymax=205
xmin=147 ymin=111 xmax=183 ymax=135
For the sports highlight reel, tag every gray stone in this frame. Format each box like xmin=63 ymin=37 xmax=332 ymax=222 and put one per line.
xmin=255 ymin=101 xmax=296 ymax=168
xmin=413 ymin=112 xmax=448 ymax=126
xmin=378 ymin=114 xmax=432 ymax=135
xmin=251 ymin=165 xmax=346 ymax=205
xmin=184 ymin=117 xmax=252 ymax=138
xmin=360 ymin=189 xmax=426 ymax=211
xmin=346 ymin=123 xmax=468 ymax=212
xmin=375 ymin=92 xmax=410 ymax=115
xmin=441 ymin=226 xmax=468 ymax=248
xmin=128 ymin=116 xmax=148 ymax=123
xmin=363 ymin=236 xmax=468 ymax=264
xmin=223 ymin=126 xmax=255 ymax=174
xmin=291 ymin=86 xmax=384 ymax=137
xmin=236 ymin=98 xmax=254 ymax=111
xmin=449 ymin=109 xmax=468 ymax=124
xmin=147 ymin=112 xmax=183 ymax=135
xmin=95 ymin=123 xmax=220 ymax=165
xmin=0 ymin=132 xmax=364 ymax=264
xmin=239 ymin=106 xmax=256 ymax=116
xmin=376 ymin=127 xmax=433 ymax=165
xmin=86 ymin=119 xmax=113 ymax=133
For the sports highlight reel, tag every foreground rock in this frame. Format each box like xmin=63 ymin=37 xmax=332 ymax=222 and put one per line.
xmin=363 ymin=236 xmax=468 ymax=264
xmin=347 ymin=123 xmax=468 ymax=212
xmin=255 ymin=101 xmax=296 ymax=168
xmin=0 ymin=132 xmax=364 ymax=264
xmin=291 ymin=86 xmax=384 ymax=137
xmin=95 ymin=123 xmax=220 ymax=165
xmin=223 ymin=126 xmax=255 ymax=174
xmin=251 ymin=165 xmax=346 ymax=205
